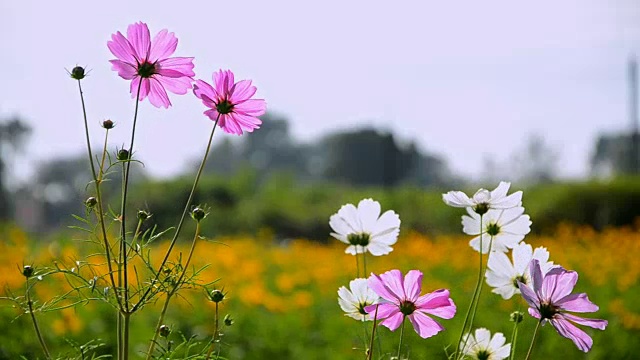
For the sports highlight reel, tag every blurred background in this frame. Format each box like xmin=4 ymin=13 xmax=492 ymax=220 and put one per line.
xmin=1 ymin=1 xmax=640 ymax=359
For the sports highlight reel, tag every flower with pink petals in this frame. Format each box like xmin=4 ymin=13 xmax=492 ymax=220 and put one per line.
xmin=108 ymin=22 xmax=195 ymax=108
xmin=364 ymin=270 xmax=456 ymax=339
xmin=193 ymin=70 xmax=267 ymax=135
xmin=518 ymin=259 xmax=607 ymax=352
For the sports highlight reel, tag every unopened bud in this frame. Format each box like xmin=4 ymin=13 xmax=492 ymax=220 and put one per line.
xmin=210 ymin=289 xmax=225 ymax=303
xmin=137 ymin=210 xmax=150 ymax=221
xmin=191 ymin=207 xmax=206 ymax=222
xmin=85 ymin=197 xmax=97 ymax=208
xmin=22 ymin=265 xmax=34 ymax=278
xmin=70 ymin=66 xmax=85 ymax=80
xmin=510 ymin=311 xmax=524 ymax=324
xmin=159 ymin=325 xmax=171 ymax=337
xmin=102 ymin=119 xmax=114 ymax=129
xmin=117 ymin=149 xmax=130 ymax=161
xmin=224 ymin=314 xmax=234 ymax=326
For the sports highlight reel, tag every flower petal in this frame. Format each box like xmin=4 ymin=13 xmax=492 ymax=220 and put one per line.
xmin=563 ymin=313 xmax=608 ymax=330
xmin=149 ymin=29 xmax=178 ymax=62
xmin=157 ymin=57 xmax=195 ymax=78
xmin=109 ymin=59 xmax=138 ymax=80
xmin=443 ymin=191 xmax=474 ymax=207
xmin=415 ymin=289 xmax=456 ymax=319
xmin=357 ymin=199 xmax=381 ymax=232
xmin=550 ymin=317 xmax=593 ymax=352
xmin=403 ymin=270 xmax=423 ymax=301
xmin=127 ymin=22 xmax=151 ymax=61
xmin=108 ymin=31 xmax=137 ymax=64
xmin=408 ymin=311 xmax=444 ymax=339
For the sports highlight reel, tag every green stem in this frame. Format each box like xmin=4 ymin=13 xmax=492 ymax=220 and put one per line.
xmin=133 ymin=116 xmax=220 ymax=313
xmin=362 ymin=250 xmax=367 ymax=278
xmin=465 ymin=235 xmax=494 ymax=351
xmin=509 ymin=320 xmax=520 ymax=360
xmin=355 ymin=248 xmax=361 ymax=278
xmin=123 ymin=312 xmax=131 ymax=360
xmin=454 ymin=214 xmax=484 ymax=359
xmin=524 ymin=321 xmax=541 ymax=360
xmin=366 ymin=305 xmax=379 ymax=360
xmin=397 ymin=316 xmax=406 ymax=359
xmin=146 ymin=222 xmax=201 ymax=360
xmin=205 ymin=302 xmax=220 ymax=359
xmin=26 ymin=280 xmax=51 ymax=360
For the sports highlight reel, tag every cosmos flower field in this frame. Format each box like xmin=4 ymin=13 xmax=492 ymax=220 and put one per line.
xmin=0 ymin=223 xmax=638 ymax=359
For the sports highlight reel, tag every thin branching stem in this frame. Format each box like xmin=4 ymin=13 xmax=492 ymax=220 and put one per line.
xmin=396 ymin=316 xmax=406 ymax=359
xmin=205 ymin=302 xmax=221 ymax=359
xmin=524 ymin=321 xmax=541 ymax=360
xmin=26 ymin=279 xmax=51 ymax=359
xmin=366 ymin=305 xmax=379 ymax=360
xmin=132 ymin=116 xmax=220 ymax=313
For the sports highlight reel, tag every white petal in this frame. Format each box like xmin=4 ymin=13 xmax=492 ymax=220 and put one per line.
xmin=487 ymin=251 xmax=515 ymax=279
xmin=474 ymin=328 xmax=492 ymax=348
xmin=345 ymin=245 xmax=359 ymax=255
xmin=330 ymin=232 xmax=350 ymax=245
xmin=336 ymin=203 xmax=362 ymax=233
xmin=366 ymin=242 xmax=393 ymax=256
xmin=491 ymin=285 xmax=517 ymax=300
xmin=329 ymin=213 xmax=352 ymax=236
xmin=462 ymin=214 xmax=481 ymax=235
xmin=512 ymin=242 xmax=534 ymax=274
xmin=493 ymin=234 xmax=523 ymax=252
xmin=357 ymin=199 xmax=381 ymax=232
xmin=371 ymin=210 xmax=400 ymax=236
xmin=494 ymin=343 xmax=512 ymax=359
xmin=497 ymin=207 xmax=525 ymax=225
xmin=502 ymin=215 xmax=532 ymax=235
xmin=490 ymin=181 xmax=511 ymax=199
xmin=371 ymin=230 xmax=400 ymax=246
xmin=488 ymin=332 xmax=506 ymax=350
xmin=491 ymin=191 xmax=523 ymax=209
xmin=469 ymin=234 xmax=492 ymax=254
xmin=442 ymin=191 xmax=474 ymax=207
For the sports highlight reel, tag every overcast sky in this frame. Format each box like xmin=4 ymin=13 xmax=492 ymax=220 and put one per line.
xmin=1 ymin=0 xmax=639 ymax=183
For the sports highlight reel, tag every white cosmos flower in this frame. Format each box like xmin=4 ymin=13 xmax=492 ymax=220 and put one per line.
xmin=329 ymin=198 xmax=400 ymax=256
xmin=461 ymin=328 xmax=511 ymax=360
xmin=443 ymin=181 xmax=522 ymax=215
xmin=462 ymin=207 xmax=531 ymax=254
xmin=337 ymin=278 xmax=380 ymax=321
xmin=485 ymin=242 xmax=556 ymax=300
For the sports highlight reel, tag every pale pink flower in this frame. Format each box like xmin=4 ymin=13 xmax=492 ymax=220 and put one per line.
xmin=193 ymin=70 xmax=267 ymax=135
xmin=108 ymin=22 xmax=195 ymax=108
xmin=364 ymin=270 xmax=456 ymax=339
xmin=518 ymin=259 xmax=607 ymax=352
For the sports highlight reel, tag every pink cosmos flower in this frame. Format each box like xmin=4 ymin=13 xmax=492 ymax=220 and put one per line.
xmin=108 ymin=22 xmax=195 ymax=108
xmin=518 ymin=259 xmax=607 ymax=352
xmin=364 ymin=270 xmax=456 ymax=339
xmin=193 ymin=70 xmax=267 ymax=135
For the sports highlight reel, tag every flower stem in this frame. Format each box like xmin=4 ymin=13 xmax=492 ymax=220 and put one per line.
xmin=396 ymin=316 xmax=406 ymax=359
xmin=509 ymin=319 xmax=520 ymax=360
xmin=132 ymin=116 xmax=220 ymax=313
xmin=355 ymin=248 xmax=361 ymax=278
xmin=524 ymin=321 xmax=541 ymax=360
xmin=454 ymin=214 xmax=484 ymax=359
xmin=146 ymin=222 xmax=202 ymax=360
xmin=362 ymin=251 xmax=368 ymax=278
xmin=26 ymin=280 xmax=50 ymax=360
xmin=465 ymin=235 xmax=493 ymax=347
xmin=366 ymin=305 xmax=379 ymax=360
xmin=205 ymin=302 xmax=220 ymax=359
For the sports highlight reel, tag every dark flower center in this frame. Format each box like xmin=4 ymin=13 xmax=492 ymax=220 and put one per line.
xmin=476 ymin=350 xmax=491 ymax=360
xmin=357 ymin=303 xmax=369 ymax=315
xmin=137 ymin=61 xmax=157 ymax=78
xmin=347 ymin=233 xmax=370 ymax=247
xmin=486 ymin=222 xmax=500 ymax=236
xmin=216 ymin=99 xmax=235 ymax=115
xmin=473 ymin=202 xmax=489 ymax=215
xmin=539 ymin=301 xmax=559 ymax=320
xmin=513 ymin=275 xmax=526 ymax=288
xmin=399 ymin=300 xmax=416 ymax=316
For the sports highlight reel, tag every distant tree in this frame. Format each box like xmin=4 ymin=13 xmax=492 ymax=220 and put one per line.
xmin=0 ymin=116 xmax=32 ymax=219
xmin=320 ymin=128 xmax=449 ymax=187
xmin=510 ymin=134 xmax=559 ymax=184
xmin=591 ymin=131 xmax=640 ymax=177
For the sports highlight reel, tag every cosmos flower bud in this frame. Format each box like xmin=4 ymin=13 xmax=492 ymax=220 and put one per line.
xmin=224 ymin=314 xmax=234 ymax=326
xmin=102 ymin=119 xmax=114 ymax=129
xmin=117 ymin=149 xmax=130 ymax=161
xmin=85 ymin=197 xmax=97 ymax=208
xmin=191 ymin=207 xmax=206 ymax=222
xmin=22 ymin=265 xmax=34 ymax=278
xmin=137 ymin=210 xmax=151 ymax=221
xmin=70 ymin=66 xmax=86 ymax=80
xmin=510 ymin=311 xmax=524 ymax=324
xmin=210 ymin=289 xmax=225 ymax=303
xmin=159 ymin=325 xmax=171 ymax=338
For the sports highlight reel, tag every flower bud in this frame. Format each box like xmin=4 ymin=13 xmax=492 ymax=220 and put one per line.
xmin=117 ymin=149 xmax=130 ymax=161
xmin=510 ymin=311 xmax=524 ymax=324
xmin=137 ymin=210 xmax=150 ymax=221
xmin=85 ymin=197 xmax=97 ymax=208
xmin=22 ymin=265 xmax=34 ymax=278
xmin=102 ymin=119 xmax=114 ymax=129
xmin=224 ymin=314 xmax=234 ymax=326
xmin=210 ymin=289 xmax=225 ymax=303
xmin=159 ymin=325 xmax=171 ymax=337
xmin=191 ymin=207 xmax=206 ymax=222
xmin=70 ymin=66 xmax=86 ymax=80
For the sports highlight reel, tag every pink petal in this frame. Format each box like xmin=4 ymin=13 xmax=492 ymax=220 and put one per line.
xmin=373 ymin=270 xmax=405 ymax=303
xmin=528 ymin=307 xmax=541 ymax=319
xmin=235 ymin=99 xmax=267 ymax=116
xmin=157 ymin=57 xmax=195 ymax=78
xmin=147 ymin=77 xmax=171 ymax=108
xmin=107 ymin=31 xmax=137 ymax=64
xmin=365 ymin=303 xmax=398 ymax=319
xmin=230 ymin=79 xmax=257 ymax=101
xmin=550 ymin=318 xmax=593 ymax=352
xmin=563 ymin=313 xmax=608 ymax=330
xmin=157 ymin=75 xmax=192 ymax=95
xmin=544 ymin=271 xmax=578 ymax=304
xmin=557 ymin=293 xmax=599 ymax=313
xmin=219 ymin=114 xmax=243 ymax=135
xmin=518 ymin=281 xmax=540 ymax=309
xmin=379 ymin=311 xmax=405 ymax=332
xmin=530 ymin=259 xmax=544 ymax=295
xmin=408 ymin=312 xmax=444 ymax=339
xmin=193 ymin=80 xmax=218 ymax=102
xmin=415 ymin=289 xmax=456 ymax=319
xmin=109 ymin=60 xmax=137 ymax=80
xmin=149 ymin=29 xmax=178 ymax=62
xmin=127 ymin=22 xmax=151 ymax=61
xmin=131 ymin=77 xmax=151 ymax=101
xmin=403 ymin=270 xmax=423 ymax=302
xmin=230 ymin=113 xmax=261 ymax=133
